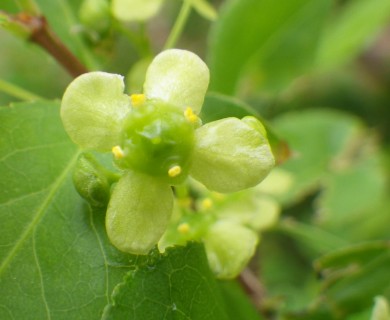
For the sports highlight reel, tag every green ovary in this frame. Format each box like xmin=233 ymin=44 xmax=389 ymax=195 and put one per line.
xmin=116 ymin=100 xmax=195 ymax=184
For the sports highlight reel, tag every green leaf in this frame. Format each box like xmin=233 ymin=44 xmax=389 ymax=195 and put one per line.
xmin=208 ymin=0 xmax=331 ymax=94
xmin=316 ymin=155 xmax=387 ymax=236
xmin=314 ymin=241 xmax=390 ymax=272
xmin=102 ymin=242 xmax=229 ymax=320
xmin=316 ymin=0 xmax=390 ymax=71
xmin=219 ymin=280 xmax=264 ymax=320
xmin=314 ymin=241 xmax=390 ymax=316
xmin=0 ymin=101 xmax=132 ymax=319
xmin=200 ymin=92 xmax=258 ymax=123
xmin=272 ymin=109 xmax=362 ymax=205
xmin=279 ymin=219 xmax=349 ymax=256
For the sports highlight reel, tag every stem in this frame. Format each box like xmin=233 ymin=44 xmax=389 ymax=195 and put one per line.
xmin=15 ymin=14 xmax=88 ymax=78
xmin=57 ymin=0 xmax=100 ymax=70
xmin=30 ymin=17 xmax=88 ymax=77
xmin=163 ymin=0 xmax=192 ymax=50
xmin=0 ymin=78 xmax=43 ymax=101
xmin=238 ymin=268 xmax=266 ymax=311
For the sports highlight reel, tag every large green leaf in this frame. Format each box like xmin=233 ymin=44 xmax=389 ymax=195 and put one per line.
xmin=208 ymin=0 xmax=331 ymax=94
xmin=316 ymin=0 xmax=390 ymax=71
xmin=272 ymin=109 xmax=362 ymax=205
xmin=219 ymin=280 xmax=264 ymax=320
xmin=314 ymin=241 xmax=390 ymax=316
xmin=0 ymin=101 xmax=132 ymax=319
xmin=102 ymin=242 xmax=229 ymax=320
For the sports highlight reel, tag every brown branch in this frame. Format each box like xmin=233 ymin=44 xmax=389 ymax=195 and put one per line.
xmin=16 ymin=13 xmax=88 ymax=78
xmin=238 ymin=268 xmax=266 ymax=310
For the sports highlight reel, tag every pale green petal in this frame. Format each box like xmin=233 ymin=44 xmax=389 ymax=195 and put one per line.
xmin=217 ymin=192 xmax=280 ymax=231
xmin=370 ymin=296 xmax=390 ymax=320
xmin=61 ymin=72 xmax=130 ymax=151
xmin=144 ymin=49 xmax=209 ymax=113
xmin=190 ymin=118 xmax=275 ymax=193
xmin=203 ymin=221 xmax=258 ymax=279
xmin=106 ymin=171 xmax=173 ymax=255
xmin=111 ymin=0 xmax=163 ymax=21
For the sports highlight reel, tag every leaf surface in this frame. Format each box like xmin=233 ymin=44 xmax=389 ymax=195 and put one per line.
xmin=103 ymin=243 xmax=229 ymax=320
xmin=0 ymin=101 xmax=132 ymax=319
xmin=208 ymin=0 xmax=330 ymax=94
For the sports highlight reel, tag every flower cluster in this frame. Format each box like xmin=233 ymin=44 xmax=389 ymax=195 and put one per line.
xmin=61 ymin=49 xmax=275 ymax=259
xmin=159 ymin=180 xmax=280 ymax=278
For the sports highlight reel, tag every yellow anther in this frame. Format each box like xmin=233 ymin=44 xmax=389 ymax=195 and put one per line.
xmin=112 ymin=145 xmax=125 ymax=159
xmin=184 ymin=107 xmax=198 ymax=124
xmin=200 ymin=198 xmax=213 ymax=210
xmin=177 ymin=223 xmax=190 ymax=234
xmin=168 ymin=165 xmax=182 ymax=177
xmin=130 ymin=94 xmax=146 ymax=107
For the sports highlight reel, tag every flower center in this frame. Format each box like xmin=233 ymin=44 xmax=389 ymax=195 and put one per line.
xmin=114 ymin=99 xmax=195 ymax=184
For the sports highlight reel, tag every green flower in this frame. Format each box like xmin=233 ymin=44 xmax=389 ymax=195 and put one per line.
xmin=158 ymin=182 xmax=280 ymax=278
xmin=61 ymin=49 xmax=274 ymax=255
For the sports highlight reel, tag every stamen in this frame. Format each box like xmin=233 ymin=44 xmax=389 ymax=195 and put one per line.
xmin=130 ymin=94 xmax=146 ymax=107
xmin=177 ymin=223 xmax=190 ymax=234
xmin=112 ymin=145 xmax=125 ymax=159
xmin=184 ymin=107 xmax=198 ymax=123
xmin=200 ymin=198 xmax=213 ymax=210
xmin=168 ymin=165 xmax=182 ymax=177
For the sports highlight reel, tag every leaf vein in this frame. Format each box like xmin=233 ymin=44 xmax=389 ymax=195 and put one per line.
xmin=0 ymin=149 xmax=81 ymax=276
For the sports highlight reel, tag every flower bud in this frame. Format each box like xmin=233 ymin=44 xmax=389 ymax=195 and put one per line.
xmin=72 ymin=153 xmax=115 ymax=207
xmin=203 ymin=221 xmax=259 ymax=279
xmin=79 ymin=0 xmax=110 ymax=32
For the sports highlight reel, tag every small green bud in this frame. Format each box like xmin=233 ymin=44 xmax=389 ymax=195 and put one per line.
xmin=114 ymin=100 xmax=195 ymax=184
xmin=73 ymin=153 xmax=117 ymax=207
xmin=111 ymin=0 xmax=164 ymax=22
xmin=203 ymin=221 xmax=259 ymax=279
xmin=126 ymin=57 xmax=152 ymax=94
xmin=79 ymin=0 xmax=110 ymax=32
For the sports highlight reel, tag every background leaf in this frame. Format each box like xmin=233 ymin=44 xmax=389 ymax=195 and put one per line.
xmin=315 ymin=0 xmax=390 ymax=71
xmin=0 ymin=101 xmax=132 ymax=319
xmin=219 ymin=280 xmax=264 ymax=320
xmin=314 ymin=241 xmax=390 ymax=316
xmin=208 ymin=0 xmax=331 ymax=94
xmin=102 ymin=242 xmax=229 ymax=320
